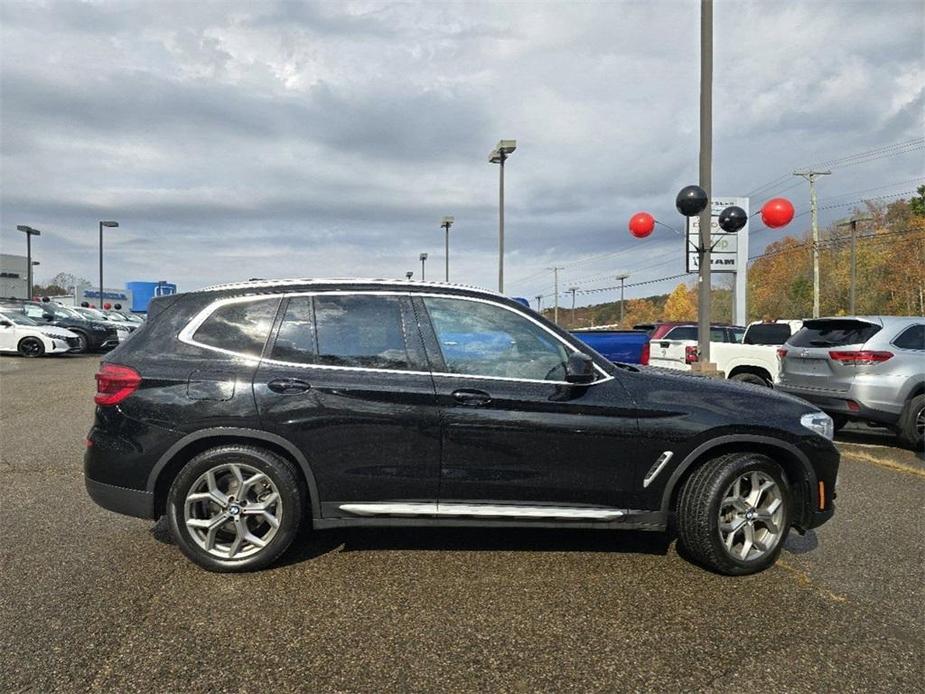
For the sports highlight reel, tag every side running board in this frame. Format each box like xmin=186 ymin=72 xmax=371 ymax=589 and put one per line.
xmin=338 ymin=502 xmax=626 ymax=521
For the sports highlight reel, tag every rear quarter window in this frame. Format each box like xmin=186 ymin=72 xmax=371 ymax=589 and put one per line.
xmin=192 ymin=298 xmax=280 ymax=357
xmin=789 ymin=319 xmax=881 ymax=348
xmin=744 ymin=323 xmax=792 ymax=345
xmin=892 ymin=324 xmax=925 ymax=350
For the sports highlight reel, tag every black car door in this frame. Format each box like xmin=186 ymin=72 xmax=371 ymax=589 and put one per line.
xmin=414 ymin=295 xmax=641 ymax=512
xmin=253 ymin=293 xmax=441 ymax=518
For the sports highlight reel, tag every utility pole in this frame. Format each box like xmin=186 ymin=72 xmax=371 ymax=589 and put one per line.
xmin=616 ymin=273 xmax=629 ymax=326
xmin=793 ymin=170 xmax=831 ymax=317
xmin=535 ymin=295 xmax=543 ymax=312
xmin=568 ymin=286 xmax=579 ymax=325
xmin=696 ymin=0 xmax=714 ymax=367
xmin=547 ymin=266 xmax=563 ymax=324
xmin=837 ymin=216 xmax=872 ymax=314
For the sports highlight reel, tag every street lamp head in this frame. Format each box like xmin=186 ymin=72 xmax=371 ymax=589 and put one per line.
xmin=100 ymin=220 xmax=119 ymax=228
xmin=17 ymin=225 xmax=40 ymax=235
xmin=496 ymin=139 xmax=516 ymax=155
xmin=419 ymin=252 xmax=428 ymax=261
xmin=405 ymin=271 xmax=414 ymax=280
xmin=489 ymin=149 xmax=501 ymax=163
xmin=615 ymin=273 xmax=630 ymax=281
xmin=441 ymin=216 xmax=454 ymax=228
xmin=31 ymin=261 xmax=40 ymax=266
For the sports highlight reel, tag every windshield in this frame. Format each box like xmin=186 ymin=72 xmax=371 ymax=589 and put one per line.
xmin=0 ymin=311 xmax=38 ymax=326
xmin=77 ymin=307 xmax=107 ymax=320
xmin=53 ymin=305 xmax=88 ymax=321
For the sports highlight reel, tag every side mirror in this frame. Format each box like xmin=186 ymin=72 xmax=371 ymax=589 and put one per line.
xmin=0 ymin=320 xmax=12 ymax=327
xmin=565 ymin=352 xmax=595 ymax=384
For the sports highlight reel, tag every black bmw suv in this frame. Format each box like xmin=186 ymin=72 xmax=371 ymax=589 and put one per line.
xmin=85 ymin=279 xmax=838 ymax=574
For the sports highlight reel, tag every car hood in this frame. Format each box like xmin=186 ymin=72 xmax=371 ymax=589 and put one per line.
xmin=629 ymin=365 xmax=819 ymax=415
xmin=36 ymin=326 xmax=77 ymax=339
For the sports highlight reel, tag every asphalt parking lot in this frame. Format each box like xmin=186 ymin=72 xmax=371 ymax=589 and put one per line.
xmin=1 ymin=355 xmax=922 ymax=692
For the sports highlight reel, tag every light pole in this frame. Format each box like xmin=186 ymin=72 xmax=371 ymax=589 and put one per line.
xmin=489 ymin=139 xmax=516 ymax=294
xmin=616 ymin=273 xmax=629 ymax=325
xmin=16 ymin=225 xmax=41 ymax=299
xmin=440 ymin=217 xmax=454 ymax=282
xmin=837 ymin=216 xmax=873 ymax=314
xmin=405 ymin=271 xmax=414 ymax=280
xmin=419 ymin=253 xmax=428 ymax=281
xmin=99 ymin=220 xmax=119 ymax=308
xmin=535 ymin=295 xmax=542 ymax=312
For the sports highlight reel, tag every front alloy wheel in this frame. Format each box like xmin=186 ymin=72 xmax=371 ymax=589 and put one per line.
xmin=718 ymin=471 xmax=784 ymax=562
xmin=168 ymin=445 xmax=304 ymax=572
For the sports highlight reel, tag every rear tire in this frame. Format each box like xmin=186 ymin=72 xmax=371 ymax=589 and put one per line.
xmin=730 ymin=372 xmax=770 ymax=387
xmin=167 ymin=445 xmax=304 ymax=572
xmin=677 ymin=452 xmax=791 ymax=575
xmin=898 ymin=394 xmax=924 ymax=451
xmin=17 ymin=337 xmax=45 ymax=357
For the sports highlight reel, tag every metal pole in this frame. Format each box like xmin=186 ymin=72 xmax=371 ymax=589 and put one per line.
xmin=498 ymin=152 xmax=505 ymax=293
xmin=697 ymin=0 xmax=713 ymax=365
xmin=99 ymin=221 xmax=103 ymax=309
xmin=421 ymin=257 xmax=426 ymax=281
xmin=444 ymin=225 xmax=450 ymax=282
xmin=535 ymin=295 xmax=542 ymax=312
xmin=26 ymin=232 xmax=33 ymax=299
xmin=570 ymin=287 xmax=577 ymax=323
xmin=850 ymin=219 xmax=857 ymax=314
xmin=548 ymin=266 xmax=562 ymax=325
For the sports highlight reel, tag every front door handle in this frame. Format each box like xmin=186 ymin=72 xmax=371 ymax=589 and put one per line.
xmin=267 ymin=378 xmax=312 ymax=394
xmin=452 ymin=389 xmax=492 ymax=406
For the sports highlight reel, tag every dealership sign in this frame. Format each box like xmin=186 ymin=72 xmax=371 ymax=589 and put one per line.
xmin=686 ymin=197 xmax=749 ymax=274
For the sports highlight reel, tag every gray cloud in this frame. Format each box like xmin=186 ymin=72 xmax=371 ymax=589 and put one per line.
xmin=1 ymin=0 xmax=922 ymax=304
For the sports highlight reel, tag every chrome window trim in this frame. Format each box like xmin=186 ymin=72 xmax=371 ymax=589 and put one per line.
xmin=338 ymin=502 xmax=626 ymax=520
xmin=178 ymin=290 xmax=613 ymax=385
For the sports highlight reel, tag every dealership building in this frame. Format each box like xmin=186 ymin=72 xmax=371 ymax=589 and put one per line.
xmin=0 ymin=254 xmax=176 ymax=313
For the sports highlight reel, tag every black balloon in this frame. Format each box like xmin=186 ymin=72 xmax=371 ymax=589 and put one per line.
xmin=114 ymin=303 xmax=122 ymax=310
xmin=675 ymin=185 xmax=709 ymax=217
xmin=718 ymin=205 xmax=748 ymax=232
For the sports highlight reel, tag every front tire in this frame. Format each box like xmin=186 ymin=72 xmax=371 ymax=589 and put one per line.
xmin=17 ymin=336 xmax=46 ymax=357
xmin=677 ymin=453 xmax=791 ymax=575
xmin=70 ymin=330 xmax=89 ymax=353
xmin=167 ymin=445 xmax=304 ymax=572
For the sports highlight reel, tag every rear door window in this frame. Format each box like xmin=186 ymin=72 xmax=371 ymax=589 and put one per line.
xmin=892 ymin=324 xmax=925 ymax=350
xmin=744 ymin=323 xmax=792 ymax=345
xmin=664 ymin=326 xmax=696 ymax=340
xmin=789 ymin=319 xmax=881 ymax=348
xmin=192 ymin=298 xmax=280 ymax=357
xmin=313 ymin=295 xmax=413 ymax=370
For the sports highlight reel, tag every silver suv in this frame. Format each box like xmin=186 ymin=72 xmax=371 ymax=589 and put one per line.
xmin=777 ymin=316 xmax=924 ymax=449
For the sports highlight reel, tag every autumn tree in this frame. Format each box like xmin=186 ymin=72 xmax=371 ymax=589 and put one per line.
xmin=663 ymin=283 xmax=697 ymax=320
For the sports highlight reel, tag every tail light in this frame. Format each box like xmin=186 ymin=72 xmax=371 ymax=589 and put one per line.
xmin=684 ymin=345 xmax=699 ymax=364
xmin=640 ymin=341 xmax=650 ymax=366
xmin=94 ymin=363 xmax=141 ymax=405
xmin=777 ymin=348 xmax=788 ymax=360
xmin=828 ymin=350 xmax=893 ymax=365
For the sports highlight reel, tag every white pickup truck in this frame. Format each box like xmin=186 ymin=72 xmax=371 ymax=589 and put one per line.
xmin=648 ymin=320 xmax=803 ymax=386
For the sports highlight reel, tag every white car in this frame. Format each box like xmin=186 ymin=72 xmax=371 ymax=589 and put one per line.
xmin=0 ymin=310 xmax=80 ymax=357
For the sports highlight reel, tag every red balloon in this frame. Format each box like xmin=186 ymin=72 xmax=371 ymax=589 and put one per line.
xmin=628 ymin=212 xmax=655 ymax=238
xmin=761 ymin=198 xmax=795 ymax=229
xmin=103 ymin=302 xmax=112 ymax=310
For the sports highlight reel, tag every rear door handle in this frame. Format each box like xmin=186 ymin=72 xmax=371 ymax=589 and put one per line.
xmin=452 ymin=389 xmax=492 ymax=406
xmin=267 ymin=378 xmax=312 ymax=394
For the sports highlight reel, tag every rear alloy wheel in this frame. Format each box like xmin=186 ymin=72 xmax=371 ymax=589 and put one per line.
xmin=898 ymin=394 xmax=925 ymax=451
xmin=167 ymin=445 xmax=303 ymax=572
xmin=677 ymin=453 xmax=791 ymax=575
xmin=17 ymin=336 xmax=45 ymax=358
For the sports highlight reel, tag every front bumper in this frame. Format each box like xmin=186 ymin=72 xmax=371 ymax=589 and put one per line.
xmin=85 ymin=477 xmax=155 ymax=519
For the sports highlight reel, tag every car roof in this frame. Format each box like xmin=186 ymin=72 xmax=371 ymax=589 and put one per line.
xmin=193 ymin=277 xmax=509 ymax=301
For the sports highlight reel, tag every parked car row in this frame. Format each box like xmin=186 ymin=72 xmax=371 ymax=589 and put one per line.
xmin=0 ymin=298 xmax=145 ymax=356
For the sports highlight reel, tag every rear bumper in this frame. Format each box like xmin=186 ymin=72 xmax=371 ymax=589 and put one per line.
xmin=85 ymin=477 xmax=155 ymax=519
xmin=776 ymin=386 xmax=900 ymax=425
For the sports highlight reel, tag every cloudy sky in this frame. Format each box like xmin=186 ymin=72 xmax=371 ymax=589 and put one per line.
xmin=1 ymin=0 xmax=923 ymax=306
